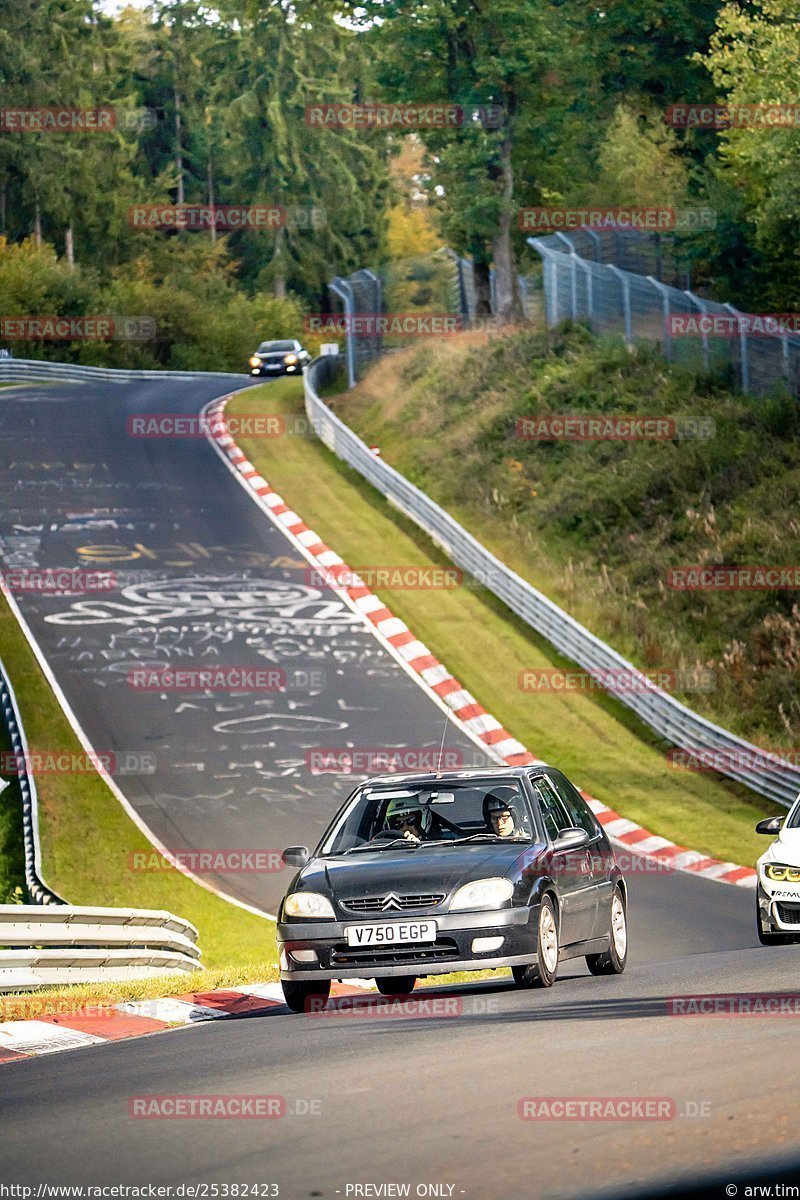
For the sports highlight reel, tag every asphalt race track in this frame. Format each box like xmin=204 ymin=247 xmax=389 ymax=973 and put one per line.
xmin=2 ymin=377 xmax=800 ymax=1198
xmin=0 ymin=377 xmax=493 ymax=912
xmin=2 ymin=870 xmax=800 ymax=1197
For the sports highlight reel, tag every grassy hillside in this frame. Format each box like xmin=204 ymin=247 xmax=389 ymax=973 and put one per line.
xmin=336 ymin=326 xmax=800 ymax=753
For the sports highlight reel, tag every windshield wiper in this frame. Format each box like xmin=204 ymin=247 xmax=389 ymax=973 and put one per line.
xmin=337 ymin=838 xmax=417 ymax=855
xmin=438 ymin=833 xmax=529 ymax=845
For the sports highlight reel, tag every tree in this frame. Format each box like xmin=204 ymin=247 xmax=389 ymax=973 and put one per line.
xmin=215 ymin=0 xmax=390 ymax=300
xmin=698 ymin=0 xmax=800 ymax=307
xmin=342 ymin=0 xmax=577 ymax=321
xmin=595 ymin=104 xmax=689 ymax=207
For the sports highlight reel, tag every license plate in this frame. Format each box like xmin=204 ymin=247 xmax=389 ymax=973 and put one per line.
xmin=345 ymin=921 xmax=437 ymax=947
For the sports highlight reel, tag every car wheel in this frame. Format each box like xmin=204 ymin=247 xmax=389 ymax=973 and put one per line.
xmin=281 ymin=979 xmax=331 ymax=1013
xmin=512 ymin=893 xmax=559 ymax=989
xmin=375 ymin=976 xmax=416 ymax=996
xmin=586 ymin=885 xmax=628 ymax=976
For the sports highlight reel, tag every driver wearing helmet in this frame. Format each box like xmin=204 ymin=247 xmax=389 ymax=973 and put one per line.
xmin=483 ymin=789 xmax=525 ymax=839
xmin=383 ymin=796 xmax=432 ymax=843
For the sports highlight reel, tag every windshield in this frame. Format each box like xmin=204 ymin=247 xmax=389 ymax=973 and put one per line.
xmin=320 ymin=779 xmax=534 ymax=855
xmin=258 ymin=340 xmax=296 ymax=353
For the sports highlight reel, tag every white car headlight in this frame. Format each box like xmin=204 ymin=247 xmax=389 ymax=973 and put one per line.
xmin=450 ymin=877 xmax=514 ymax=912
xmin=283 ymin=891 xmax=335 ymax=919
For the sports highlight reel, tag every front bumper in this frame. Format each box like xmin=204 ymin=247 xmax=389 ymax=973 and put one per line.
xmin=250 ymin=363 xmax=302 ymax=376
xmin=758 ymin=880 xmax=800 ymax=933
xmin=277 ymin=906 xmax=537 ymax=980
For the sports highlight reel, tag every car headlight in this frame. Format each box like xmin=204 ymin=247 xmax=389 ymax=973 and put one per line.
xmin=249 ymin=355 xmax=261 ymax=367
xmin=764 ymin=863 xmax=800 ymax=883
xmin=283 ymin=891 xmax=335 ymax=919
xmin=450 ymin=877 xmax=514 ymax=912
xmin=284 ymin=353 xmax=299 ymax=364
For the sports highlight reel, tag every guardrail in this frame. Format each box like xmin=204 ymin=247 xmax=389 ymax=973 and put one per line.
xmin=0 ymin=656 xmax=64 ymax=905
xmin=0 ymin=905 xmax=201 ymax=991
xmin=0 ymin=358 xmax=248 ymax=385
xmin=305 ymin=355 xmax=800 ymax=808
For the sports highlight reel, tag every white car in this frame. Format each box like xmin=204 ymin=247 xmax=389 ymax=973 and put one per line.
xmin=756 ymin=804 xmax=800 ymax=944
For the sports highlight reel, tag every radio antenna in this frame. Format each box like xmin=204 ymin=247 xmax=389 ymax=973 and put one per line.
xmin=436 ymin=702 xmax=451 ymax=774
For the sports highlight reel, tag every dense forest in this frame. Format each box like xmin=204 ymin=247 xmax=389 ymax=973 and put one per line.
xmin=0 ymin=0 xmax=798 ymax=366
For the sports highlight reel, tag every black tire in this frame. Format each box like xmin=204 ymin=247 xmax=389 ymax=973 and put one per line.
xmin=512 ymin=893 xmax=559 ymax=989
xmin=281 ymin=979 xmax=331 ymax=1013
xmin=375 ymin=976 xmax=416 ymax=997
xmin=586 ymin=885 xmax=628 ymax=976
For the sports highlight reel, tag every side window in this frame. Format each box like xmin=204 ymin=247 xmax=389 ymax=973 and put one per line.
xmin=547 ymin=771 xmax=598 ymax=837
xmin=531 ymin=778 xmax=572 ymax=841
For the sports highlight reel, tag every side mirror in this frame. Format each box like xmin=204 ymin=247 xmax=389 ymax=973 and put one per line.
xmin=555 ymin=827 xmax=590 ymax=852
xmin=282 ymin=845 xmax=310 ymax=868
xmin=755 ymin=817 xmax=784 ymax=836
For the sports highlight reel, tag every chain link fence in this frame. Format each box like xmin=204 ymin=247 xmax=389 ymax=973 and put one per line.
xmin=328 ymin=253 xmax=465 ymax=387
xmin=328 ymin=269 xmax=383 ymax=388
xmin=530 ymin=232 xmax=800 ymax=398
xmin=329 ymin=231 xmax=800 ymax=397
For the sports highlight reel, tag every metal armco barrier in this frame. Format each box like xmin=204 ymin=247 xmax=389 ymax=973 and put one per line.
xmin=0 ymin=656 xmax=64 ymax=905
xmin=0 ymin=905 xmax=201 ymax=991
xmin=0 ymin=359 xmax=247 ymax=385
xmin=305 ymin=356 xmax=800 ymax=808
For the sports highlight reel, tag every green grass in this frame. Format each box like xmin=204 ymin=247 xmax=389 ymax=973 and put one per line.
xmin=0 ymin=711 xmax=25 ymax=903
xmin=0 ymin=595 xmax=276 ymax=968
xmin=230 ymin=377 xmax=781 ymax=871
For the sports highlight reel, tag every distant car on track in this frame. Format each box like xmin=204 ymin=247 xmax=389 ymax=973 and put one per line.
xmin=248 ymin=339 xmax=310 ymax=377
xmin=756 ymin=804 xmax=800 ymax=943
xmin=277 ymin=764 xmax=628 ymax=1012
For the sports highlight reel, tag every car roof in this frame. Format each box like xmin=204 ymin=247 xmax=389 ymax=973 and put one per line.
xmin=362 ymin=764 xmax=551 ymax=788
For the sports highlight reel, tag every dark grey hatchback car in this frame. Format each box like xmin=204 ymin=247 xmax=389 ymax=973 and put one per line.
xmin=277 ymin=765 xmax=628 ymax=1011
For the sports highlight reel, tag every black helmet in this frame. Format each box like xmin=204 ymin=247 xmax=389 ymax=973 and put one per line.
xmin=483 ymin=788 xmax=518 ymax=825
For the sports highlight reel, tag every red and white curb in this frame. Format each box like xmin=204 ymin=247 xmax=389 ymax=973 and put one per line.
xmin=0 ymin=980 xmax=376 ymax=1065
xmin=201 ymin=396 xmax=757 ymax=891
